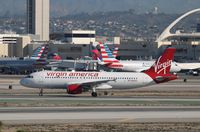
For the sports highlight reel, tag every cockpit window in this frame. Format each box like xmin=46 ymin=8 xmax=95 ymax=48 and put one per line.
xmin=25 ymin=75 xmax=33 ymax=78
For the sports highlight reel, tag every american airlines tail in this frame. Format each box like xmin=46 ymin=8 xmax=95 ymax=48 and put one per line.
xmin=30 ymin=44 xmax=51 ymax=66
xmin=99 ymin=42 xmax=119 ymax=60
xmin=144 ymin=48 xmax=177 ymax=83
xmin=111 ymin=44 xmax=119 ymax=58
xmin=30 ymin=44 xmax=49 ymax=60
xmin=31 ymin=44 xmax=62 ymax=61
xmin=98 ymin=42 xmax=123 ymax=67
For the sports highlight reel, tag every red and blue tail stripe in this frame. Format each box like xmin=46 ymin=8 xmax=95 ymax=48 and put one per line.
xmin=99 ymin=42 xmax=123 ymax=68
xmin=31 ymin=44 xmax=49 ymax=65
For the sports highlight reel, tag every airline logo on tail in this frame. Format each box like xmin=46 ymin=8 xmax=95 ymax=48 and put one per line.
xmin=31 ymin=44 xmax=49 ymax=60
xmin=98 ymin=42 xmax=117 ymax=61
xmin=111 ymin=45 xmax=119 ymax=58
xmin=99 ymin=42 xmax=115 ymax=59
xmin=98 ymin=42 xmax=123 ymax=68
xmin=30 ymin=44 xmax=50 ymax=66
xmin=144 ymin=48 xmax=177 ymax=83
xmin=154 ymin=57 xmax=172 ymax=74
xmin=145 ymin=48 xmax=176 ymax=75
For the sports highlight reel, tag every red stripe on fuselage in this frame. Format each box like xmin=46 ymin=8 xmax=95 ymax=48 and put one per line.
xmin=103 ymin=60 xmax=119 ymax=63
xmin=108 ymin=64 xmax=123 ymax=68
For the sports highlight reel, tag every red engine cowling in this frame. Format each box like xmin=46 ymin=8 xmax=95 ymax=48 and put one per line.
xmin=67 ymin=84 xmax=83 ymax=94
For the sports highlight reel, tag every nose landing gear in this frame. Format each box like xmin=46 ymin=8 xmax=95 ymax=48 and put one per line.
xmin=39 ymin=88 xmax=43 ymax=96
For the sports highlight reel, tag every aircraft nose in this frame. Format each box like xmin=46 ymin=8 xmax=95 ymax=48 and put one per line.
xmin=20 ymin=78 xmax=30 ymax=87
xmin=172 ymin=65 xmax=181 ymax=73
xmin=177 ymin=66 xmax=181 ymax=72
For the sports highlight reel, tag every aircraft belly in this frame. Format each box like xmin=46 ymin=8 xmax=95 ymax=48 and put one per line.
xmin=44 ymin=79 xmax=66 ymax=89
xmin=108 ymin=80 xmax=145 ymax=89
xmin=109 ymin=83 xmax=137 ymax=89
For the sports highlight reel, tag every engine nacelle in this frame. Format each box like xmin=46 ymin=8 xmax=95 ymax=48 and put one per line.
xmin=154 ymin=74 xmax=178 ymax=84
xmin=67 ymin=84 xmax=83 ymax=94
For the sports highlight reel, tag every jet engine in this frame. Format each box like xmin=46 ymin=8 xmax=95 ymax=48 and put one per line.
xmin=67 ymin=84 xmax=83 ymax=94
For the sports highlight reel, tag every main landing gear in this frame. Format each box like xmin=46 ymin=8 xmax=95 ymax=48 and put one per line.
xmin=91 ymin=92 xmax=97 ymax=97
xmin=39 ymin=88 xmax=43 ymax=96
xmin=91 ymin=88 xmax=97 ymax=97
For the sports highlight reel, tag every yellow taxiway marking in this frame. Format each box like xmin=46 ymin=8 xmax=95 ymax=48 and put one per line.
xmin=118 ymin=118 xmax=134 ymax=122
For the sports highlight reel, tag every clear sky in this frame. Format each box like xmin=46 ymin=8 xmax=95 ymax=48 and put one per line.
xmin=0 ymin=0 xmax=200 ymax=16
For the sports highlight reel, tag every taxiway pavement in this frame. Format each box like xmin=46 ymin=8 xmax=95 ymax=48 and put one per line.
xmin=0 ymin=76 xmax=199 ymax=124
xmin=1 ymin=106 xmax=200 ymax=124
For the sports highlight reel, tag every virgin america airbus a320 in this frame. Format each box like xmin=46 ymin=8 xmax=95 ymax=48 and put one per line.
xmin=20 ymin=48 xmax=177 ymax=97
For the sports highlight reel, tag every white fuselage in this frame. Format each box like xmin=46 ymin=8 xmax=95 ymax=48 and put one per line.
xmin=116 ymin=60 xmax=181 ymax=72
xmin=20 ymin=70 xmax=155 ymax=90
xmin=176 ymin=62 xmax=200 ymax=70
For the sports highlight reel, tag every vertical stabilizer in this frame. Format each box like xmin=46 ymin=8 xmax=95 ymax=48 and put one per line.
xmin=31 ymin=44 xmax=49 ymax=60
xmin=144 ymin=48 xmax=177 ymax=83
xmin=145 ymin=48 xmax=176 ymax=74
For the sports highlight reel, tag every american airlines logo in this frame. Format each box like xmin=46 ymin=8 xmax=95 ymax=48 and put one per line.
xmin=153 ymin=57 xmax=172 ymax=74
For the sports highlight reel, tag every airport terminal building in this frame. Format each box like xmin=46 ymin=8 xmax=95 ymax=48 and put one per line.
xmin=1 ymin=8 xmax=200 ymax=61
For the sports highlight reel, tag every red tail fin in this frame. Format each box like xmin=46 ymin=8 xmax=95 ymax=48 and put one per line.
xmin=144 ymin=48 xmax=177 ymax=83
xmin=53 ymin=55 xmax=61 ymax=60
xmin=145 ymin=48 xmax=176 ymax=75
xmin=52 ymin=53 xmax=61 ymax=60
xmin=91 ymin=45 xmax=100 ymax=60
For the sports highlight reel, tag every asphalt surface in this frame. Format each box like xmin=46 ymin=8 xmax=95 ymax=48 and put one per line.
xmin=0 ymin=96 xmax=200 ymax=101
xmin=1 ymin=106 xmax=200 ymax=113
xmin=0 ymin=76 xmax=199 ymax=124
xmin=1 ymin=106 xmax=200 ymax=124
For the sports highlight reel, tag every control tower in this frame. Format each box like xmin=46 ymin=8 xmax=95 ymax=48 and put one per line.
xmin=27 ymin=0 xmax=49 ymax=41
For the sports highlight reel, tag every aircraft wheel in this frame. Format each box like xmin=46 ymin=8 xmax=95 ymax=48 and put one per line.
xmin=39 ymin=88 xmax=43 ymax=96
xmin=91 ymin=92 xmax=97 ymax=97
